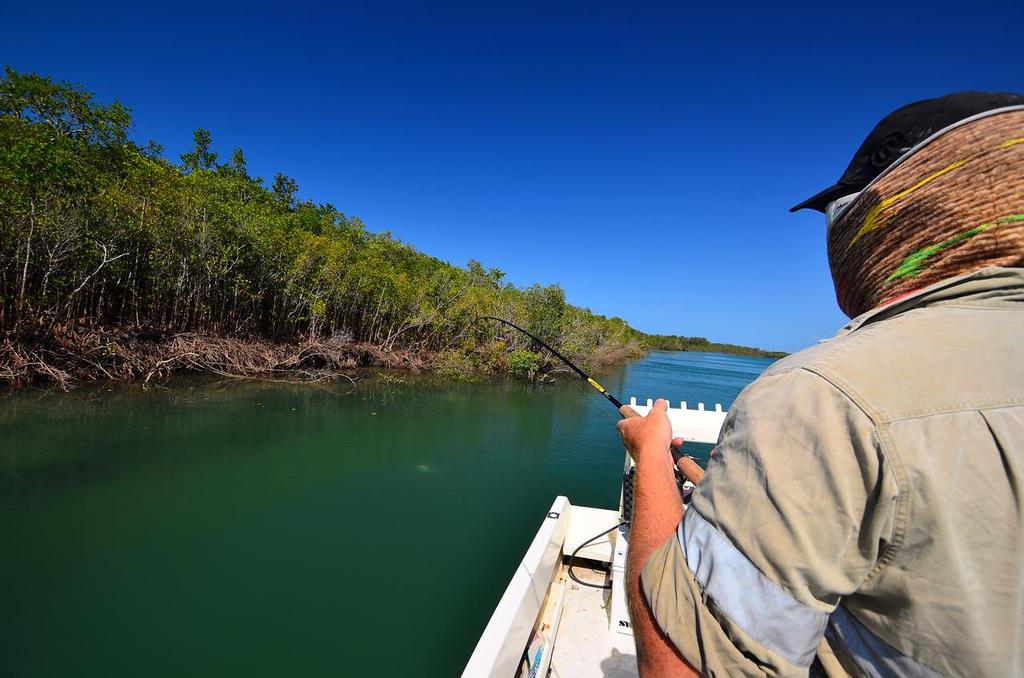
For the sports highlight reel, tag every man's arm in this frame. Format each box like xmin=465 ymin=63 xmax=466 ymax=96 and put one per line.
xmin=614 ymin=371 xmax=893 ymax=677
xmin=617 ymin=400 xmax=702 ymax=677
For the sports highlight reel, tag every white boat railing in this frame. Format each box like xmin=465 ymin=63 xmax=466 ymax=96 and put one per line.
xmin=626 ymin=397 xmax=726 ymax=445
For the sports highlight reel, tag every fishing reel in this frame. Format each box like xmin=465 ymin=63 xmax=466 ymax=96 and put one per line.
xmin=621 ymin=463 xmax=695 ymax=526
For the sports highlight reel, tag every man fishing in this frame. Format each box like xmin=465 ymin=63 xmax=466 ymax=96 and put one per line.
xmin=617 ymin=92 xmax=1024 ymax=677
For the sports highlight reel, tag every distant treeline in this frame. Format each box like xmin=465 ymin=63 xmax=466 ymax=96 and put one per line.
xmin=644 ymin=335 xmax=786 ymax=359
xmin=0 ymin=68 xmax=780 ymax=387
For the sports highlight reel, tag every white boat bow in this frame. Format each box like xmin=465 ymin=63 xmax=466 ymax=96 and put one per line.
xmin=462 ymin=397 xmax=727 ymax=677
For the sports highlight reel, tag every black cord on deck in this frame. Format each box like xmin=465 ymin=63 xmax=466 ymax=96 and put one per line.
xmin=567 ymin=521 xmax=629 ymax=590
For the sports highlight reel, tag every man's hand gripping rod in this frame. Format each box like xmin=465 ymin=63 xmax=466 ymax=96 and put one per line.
xmin=618 ymin=405 xmax=705 ymax=484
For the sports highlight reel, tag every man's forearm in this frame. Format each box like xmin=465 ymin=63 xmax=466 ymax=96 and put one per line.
xmin=627 ymin=446 xmax=700 ymax=676
xmin=617 ymin=400 xmax=702 ymax=676
xmin=630 ymin=448 xmax=685 ymax=588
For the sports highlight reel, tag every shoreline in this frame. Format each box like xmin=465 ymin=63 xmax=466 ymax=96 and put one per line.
xmin=0 ymin=326 xmax=425 ymax=391
xmin=0 ymin=325 xmax=782 ymax=391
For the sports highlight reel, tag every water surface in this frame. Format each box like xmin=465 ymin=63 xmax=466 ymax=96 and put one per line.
xmin=0 ymin=351 xmax=772 ymax=677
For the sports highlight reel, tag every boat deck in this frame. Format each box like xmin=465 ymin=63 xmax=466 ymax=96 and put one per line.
xmin=547 ymin=563 xmax=638 ymax=678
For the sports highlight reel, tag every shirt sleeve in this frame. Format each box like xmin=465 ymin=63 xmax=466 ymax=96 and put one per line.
xmin=640 ymin=367 xmax=899 ymax=677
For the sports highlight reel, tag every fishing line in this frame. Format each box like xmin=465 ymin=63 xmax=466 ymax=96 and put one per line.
xmin=566 ymin=373 xmax=623 ymax=426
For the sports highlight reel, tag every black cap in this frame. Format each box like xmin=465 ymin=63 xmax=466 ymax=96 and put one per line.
xmin=790 ymin=91 xmax=1024 ymax=213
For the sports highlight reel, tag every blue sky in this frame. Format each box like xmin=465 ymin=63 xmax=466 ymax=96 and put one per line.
xmin=3 ymin=0 xmax=1021 ymax=351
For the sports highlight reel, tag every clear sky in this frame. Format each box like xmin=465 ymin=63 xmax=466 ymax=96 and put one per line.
xmin=3 ymin=0 xmax=1021 ymax=351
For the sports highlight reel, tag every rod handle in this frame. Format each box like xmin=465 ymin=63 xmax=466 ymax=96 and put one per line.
xmin=676 ymin=456 xmax=706 ymax=484
xmin=618 ymin=404 xmax=641 ymax=418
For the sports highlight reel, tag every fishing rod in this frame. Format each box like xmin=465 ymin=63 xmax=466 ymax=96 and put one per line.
xmin=478 ymin=316 xmax=627 ymax=412
xmin=478 ymin=315 xmax=706 ymax=484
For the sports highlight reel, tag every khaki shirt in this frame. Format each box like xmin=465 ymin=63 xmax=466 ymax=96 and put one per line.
xmin=641 ymin=266 xmax=1024 ymax=677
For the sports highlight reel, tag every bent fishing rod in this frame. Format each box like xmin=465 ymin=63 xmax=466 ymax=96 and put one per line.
xmin=478 ymin=315 xmax=706 ymax=483
xmin=479 ymin=316 xmax=626 ymax=410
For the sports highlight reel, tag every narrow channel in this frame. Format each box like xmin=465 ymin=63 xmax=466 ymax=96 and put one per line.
xmin=0 ymin=351 xmax=772 ymax=677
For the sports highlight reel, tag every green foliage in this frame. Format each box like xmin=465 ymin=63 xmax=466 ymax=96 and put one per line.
xmin=227 ymin=147 xmax=247 ymax=176
xmin=272 ymin=173 xmax=298 ymax=207
xmin=431 ymin=349 xmax=480 ymax=381
xmin=180 ymin=128 xmax=217 ymax=172
xmin=0 ymin=66 xmax=130 ymax=147
xmin=375 ymin=372 xmax=408 ymax=385
xmin=505 ymin=349 xmax=541 ymax=378
xmin=643 ymin=334 xmax=786 ymax=359
xmin=0 ymin=67 xmax=782 ymax=384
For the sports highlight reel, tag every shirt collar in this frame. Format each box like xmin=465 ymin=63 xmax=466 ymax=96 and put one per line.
xmin=834 ymin=266 xmax=1024 ymax=338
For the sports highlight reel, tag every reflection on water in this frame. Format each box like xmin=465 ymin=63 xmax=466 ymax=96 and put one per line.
xmin=0 ymin=351 xmax=773 ymax=678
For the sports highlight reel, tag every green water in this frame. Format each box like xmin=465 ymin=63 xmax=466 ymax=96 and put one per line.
xmin=0 ymin=351 xmax=773 ymax=677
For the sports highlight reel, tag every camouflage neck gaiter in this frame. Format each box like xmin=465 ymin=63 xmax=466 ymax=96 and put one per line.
xmin=827 ymin=109 xmax=1024 ymax=318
